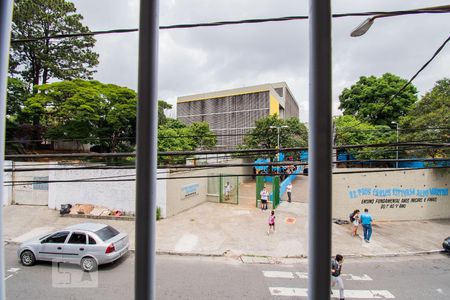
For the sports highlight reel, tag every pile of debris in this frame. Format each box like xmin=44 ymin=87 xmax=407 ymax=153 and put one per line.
xmin=60 ymin=203 xmax=126 ymax=217
xmin=332 ymin=218 xmax=350 ymax=225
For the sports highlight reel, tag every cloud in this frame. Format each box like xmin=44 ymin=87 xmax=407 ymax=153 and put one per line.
xmin=71 ymin=0 xmax=450 ymax=122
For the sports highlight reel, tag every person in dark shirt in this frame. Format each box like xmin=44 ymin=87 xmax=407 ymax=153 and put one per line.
xmin=330 ymin=254 xmax=345 ymax=300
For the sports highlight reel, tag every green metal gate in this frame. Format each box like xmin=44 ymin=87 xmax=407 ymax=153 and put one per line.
xmin=255 ymin=175 xmax=280 ymax=209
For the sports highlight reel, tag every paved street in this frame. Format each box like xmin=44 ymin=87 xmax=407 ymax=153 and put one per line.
xmin=4 ymin=244 xmax=450 ymax=299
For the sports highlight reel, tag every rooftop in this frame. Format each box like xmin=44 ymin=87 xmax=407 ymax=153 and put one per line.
xmin=177 ymin=82 xmax=297 ymax=105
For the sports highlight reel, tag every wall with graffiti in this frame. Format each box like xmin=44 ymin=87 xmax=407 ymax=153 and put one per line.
xmin=333 ymin=168 xmax=450 ymax=221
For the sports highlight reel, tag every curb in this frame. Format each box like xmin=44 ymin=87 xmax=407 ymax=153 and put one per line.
xmin=60 ymin=214 xmax=135 ymax=221
xmin=155 ymin=250 xmax=226 ymax=257
xmin=5 ymin=240 xmax=444 ymax=262
xmin=342 ymin=249 xmax=445 ymax=259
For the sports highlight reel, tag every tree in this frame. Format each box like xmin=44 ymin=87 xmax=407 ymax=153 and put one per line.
xmin=22 ymin=80 xmax=137 ymax=152
xmin=9 ymin=0 xmax=99 ymax=86
xmin=6 ymin=77 xmax=30 ymax=118
xmin=158 ymin=126 xmax=194 ymax=152
xmin=158 ymin=121 xmax=216 ymax=152
xmin=339 ymin=73 xmax=418 ymax=126
xmin=158 ymin=100 xmax=172 ymax=126
xmin=334 ymin=115 xmax=393 ymax=159
xmin=399 ymin=78 xmax=450 ymax=158
xmin=240 ymin=114 xmax=308 ymax=150
xmin=188 ymin=122 xmax=217 ymax=150
xmin=158 ymin=120 xmax=217 ymax=164
xmin=5 ymin=77 xmax=32 ymax=142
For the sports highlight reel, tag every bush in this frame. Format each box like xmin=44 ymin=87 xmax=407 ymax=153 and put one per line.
xmin=156 ymin=206 xmax=161 ymax=221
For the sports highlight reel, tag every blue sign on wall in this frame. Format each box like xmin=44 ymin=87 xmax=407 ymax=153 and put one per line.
xmin=181 ymin=183 xmax=200 ymax=199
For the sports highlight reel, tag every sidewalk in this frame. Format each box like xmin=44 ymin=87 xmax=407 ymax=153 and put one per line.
xmin=3 ymin=202 xmax=449 ymax=259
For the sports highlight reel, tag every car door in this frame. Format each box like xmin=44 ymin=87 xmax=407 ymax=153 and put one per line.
xmin=63 ymin=232 xmax=87 ymax=264
xmin=39 ymin=231 xmax=70 ymax=262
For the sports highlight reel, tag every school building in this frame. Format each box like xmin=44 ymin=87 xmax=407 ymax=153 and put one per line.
xmin=176 ymin=82 xmax=300 ymax=149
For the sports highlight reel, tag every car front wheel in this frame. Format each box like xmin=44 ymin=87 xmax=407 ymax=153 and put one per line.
xmin=80 ymin=257 xmax=98 ymax=272
xmin=20 ymin=250 xmax=36 ymax=266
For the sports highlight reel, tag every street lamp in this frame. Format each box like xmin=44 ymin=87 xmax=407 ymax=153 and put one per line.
xmin=269 ymin=125 xmax=289 ymax=156
xmin=350 ymin=5 xmax=450 ymax=37
xmin=392 ymin=121 xmax=399 ymax=168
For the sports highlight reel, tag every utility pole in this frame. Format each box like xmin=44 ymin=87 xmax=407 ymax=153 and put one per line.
xmin=392 ymin=121 xmax=399 ymax=168
xmin=270 ymin=125 xmax=289 ymax=160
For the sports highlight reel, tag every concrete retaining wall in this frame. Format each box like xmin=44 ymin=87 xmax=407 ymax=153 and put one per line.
xmin=48 ymin=168 xmax=168 ymax=218
xmin=4 ymin=162 xmax=49 ymax=206
xmin=3 ymin=159 xmax=254 ymax=218
xmin=333 ymin=168 xmax=450 ymax=221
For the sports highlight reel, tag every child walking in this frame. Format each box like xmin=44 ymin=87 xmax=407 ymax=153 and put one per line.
xmin=267 ymin=210 xmax=276 ymax=235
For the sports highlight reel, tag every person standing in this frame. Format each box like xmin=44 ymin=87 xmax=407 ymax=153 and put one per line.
xmin=330 ymin=254 xmax=345 ymax=300
xmin=350 ymin=209 xmax=360 ymax=236
xmin=260 ymin=187 xmax=269 ymax=210
xmin=286 ymin=183 xmax=293 ymax=203
xmin=224 ymin=181 xmax=232 ymax=201
xmin=360 ymin=208 xmax=373 ymax=242
xmin=267 ymin=210 xmax=276 ymax=235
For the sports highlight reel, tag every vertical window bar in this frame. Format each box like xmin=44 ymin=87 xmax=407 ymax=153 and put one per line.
xmin=135 ymin=0 xmax=160 ymax=299
xmin=0 ymin=1 xmax=13 ymax=299
xmin=308 ymin=0 xmax=332 ymax=299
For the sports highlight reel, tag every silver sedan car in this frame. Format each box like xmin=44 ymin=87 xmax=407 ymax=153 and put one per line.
xmin=17 ymin=223 xmax=129 ymax=272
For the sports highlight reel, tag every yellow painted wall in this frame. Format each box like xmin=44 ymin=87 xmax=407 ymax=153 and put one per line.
xmin=269 ymin=95 xmax=279 ymax=115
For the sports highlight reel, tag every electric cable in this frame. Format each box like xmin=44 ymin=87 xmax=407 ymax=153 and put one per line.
xmin=10 ymin=9 xmax=450 ymax=43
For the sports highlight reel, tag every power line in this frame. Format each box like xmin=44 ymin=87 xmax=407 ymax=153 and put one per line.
xmin=3 ymin=147 xmax=447 ymax=175
xmin=4 ymin=165 xmax=450 ymax=186
xmin=10 ymin=9 xmax=450 ymax=43
xmin=6 ymin=126 xmax=450 ymax=144
xmin=335 ymin=126 xmax=450 ymax=133
xmin=373 ymin=36 xmax=450 ymax=121
xmin=4 ymin=132 xmax=262 ymax=144
xmin=5 ymin=157 xmax=450 ymax=173
xmin=5 ymin=144 xmax=444 ymax=171
xmin=4 ymin=141 xmax=450 ymax=159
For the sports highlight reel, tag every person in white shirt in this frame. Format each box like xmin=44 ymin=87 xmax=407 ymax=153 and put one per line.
xmin=286 ymin=183 xmax=293 ymax=203
xmin=260 ymin=187 xmax=269 ymax=210
xmin=224 ymin=182 xmax=232 ymax=201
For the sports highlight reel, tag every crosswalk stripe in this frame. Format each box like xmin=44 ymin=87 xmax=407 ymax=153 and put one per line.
xmin=295 ymin=272 xmax=308 ymax=279
xmin=7 ymin=268 xmax=20 ymax=273
xmin=263 ymin=271 xmax=295 ymax=279
xmin=269 ymin=287 xmax=395 ymax=298
xmin=263 ymin=271 xmax=373 ymax=281
xmin=269 ymin=287 xmax=307 ymax=297
xmin=343 ymin=274 xmax=373 ymax=281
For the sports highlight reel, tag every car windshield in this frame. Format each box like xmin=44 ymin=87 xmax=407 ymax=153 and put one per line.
xmin=94 ymin=226 xmax=120 ymax=241
xmin=39 ymin=234 xmax=50 ymax=240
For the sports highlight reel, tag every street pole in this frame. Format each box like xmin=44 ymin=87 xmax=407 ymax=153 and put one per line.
xmin=277 ymin=127 xmax=280 ymax=153
xmin=392 ymin=121 xmax=399 ymax=168
xmin=270 ymin=125 xmax=288 ymax=161
xmin=308 ymin=0 xmax=332 ymax=299
xmin=0 ymin=1 xmax=13 ymax=300
xmin=135 ymin=0 xmax=159 ymax=299
xmin=396 ymin=123 xmax=399 ymax=168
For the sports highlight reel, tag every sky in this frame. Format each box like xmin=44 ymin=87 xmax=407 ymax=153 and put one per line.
xmin=71 ymin=0 xmax=450 ymax=121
